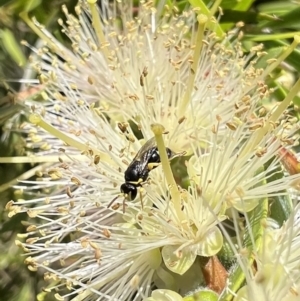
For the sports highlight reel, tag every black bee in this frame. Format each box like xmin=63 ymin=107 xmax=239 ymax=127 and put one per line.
xmin=108 ymin=137 xmax=174 ymax=212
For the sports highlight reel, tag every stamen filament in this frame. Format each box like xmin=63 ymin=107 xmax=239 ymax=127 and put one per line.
xmin=269 ymin=77 xmax=300 ymax=123
xmin=178 ymin=14 xmax=207 ymax=117
xmin=241 ymin=77 xmax=300 ymax=156
xmin=29 ymin=113 xmax=115 ymax=165
xmin=19 ymin=12 xmax=57 ymax=51
xmin=151 ymin=124 xmax=185 ymax=222
xmin=261 ymin=35 xmax=300 ymax=80
xmin=87 ymin=0 xmax=110 ymax=61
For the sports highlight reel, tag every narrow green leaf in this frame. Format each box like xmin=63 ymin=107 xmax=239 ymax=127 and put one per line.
xmin=23 ymin=0 xmax=41 ymax=12
xmin=245 ymin=32 xmax=300 ymax=42
xmin=217 ymin=236 xmax=237 ymax=270
xmin=292 ymin=95 xmax=300 ymax=107
xmin=0 ymin=103 xmax=24 ymax=124
xmin=265 ymin=164 xmax=293 ymax=226
xmin=220 ymin=0 xmax=254 ymax=10
xmin=254 ymin=46 xmax=285 ymax=69
xmin=269 ymin=195 xmax=293 ymax=227
xmin=219 ymin=0 xmax=256 ymax=31
xmin=220 ymin=10 xmax=276 ymax=24
xmin=256 ymin=1 xmax=299 ymax=15
xmin=271 ymin=81 xmax=289 ymax=103
xmin=0 ymin=29 xmax=26 ymax=66
xmin=262 ymin=7 xmax=300 ymax=30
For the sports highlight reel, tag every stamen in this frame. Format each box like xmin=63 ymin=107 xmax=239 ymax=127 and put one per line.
xmin=19 ymin=12 xmax=58 ymax=51
xmin=178 ymin=14 xmax=207 ymax=118
xmin=87 ymin=0 xmax=110 ymax=61
xmin=29 ymin=113 xmax=114 ymax=165
xmin=151 ymin=123 xmax=185 ymax=222
xmin=260 ymin=35 xmax=300 ymax=79
xmin=269 ymin=77 xmax=300 ymax=123
xmin=241 ymin=77 xmax=300 ymax=156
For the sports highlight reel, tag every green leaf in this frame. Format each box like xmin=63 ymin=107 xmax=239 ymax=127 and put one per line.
xmin=269 ymin=195 xmax=293 ymax=227
xmin=220 ymin=0 xmax=254 ymax=10
xmin=258 ymin=7 xmax=300 ymax=30
xmin=220 ymin=10 xmax=275 ymax=24
xmin=254 ymin=46 xmax=285 ymax=69
xmin=265 ymin=165 xmax=293 ymax=227
xmin=292 ymin=94 xmax=300 ymax=107
xmin=245 ymin=32 xmax=300 ymax=42
xmin=217 ymin=236 xmax=237 ymax=270
xmin=256 ymin=1 xmax=299 ymax=15
xmin=219 ymin=0 xmax=256 ymax=31
xmin=0 ymin=29 xmax=26 ymax=67
xmin=23 ymin=0 xmax=42 ymax=12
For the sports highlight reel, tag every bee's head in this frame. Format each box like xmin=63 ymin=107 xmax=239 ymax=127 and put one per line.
xmin=120 ymin=183 xmax=137 ymax=200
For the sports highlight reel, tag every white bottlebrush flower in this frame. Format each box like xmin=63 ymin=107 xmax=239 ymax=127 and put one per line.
xmin=186 ymin=115 xmax=300 ymax=213
xmin=6 ymin=0 xmax=300 ymax=300
xmin=10 ymin=121 xmax=225 ymax=300
xmin=234 ymin=203 xmax=300 ymax=301
xmin=20 ymin=0 xmax=273 ymax=154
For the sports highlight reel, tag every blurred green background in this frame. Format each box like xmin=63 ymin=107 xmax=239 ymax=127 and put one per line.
xmin=0 ymin=0 xmax=299 ymax=300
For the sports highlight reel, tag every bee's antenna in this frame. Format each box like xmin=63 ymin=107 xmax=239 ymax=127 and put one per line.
xmin=108 ymin=193 xmax=130 ymax=213
xmin=107 ymin=194 xmax=121 ymax=209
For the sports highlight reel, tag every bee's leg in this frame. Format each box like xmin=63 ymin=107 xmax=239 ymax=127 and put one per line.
xmin=137 ymin=178 xmax=144 ymax=184
xmin=147 ymin=162 xmax=160 ymax=170
xmin=139 ymin=188 xmax=144 ymax=210
xmin=128 ymin=178 xmax=144 ymax=185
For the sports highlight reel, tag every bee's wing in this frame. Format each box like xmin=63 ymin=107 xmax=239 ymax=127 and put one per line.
xmin=133 ymin=137 xmax=157 ymax=161
xmin=124 ymin=137 xmax=157 ymax=175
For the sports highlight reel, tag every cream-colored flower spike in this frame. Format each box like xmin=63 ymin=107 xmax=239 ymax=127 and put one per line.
xmin=186 ymin=116 xmax=300 ymax=213
xmin=22 ymin=0 xmax=271 ymax=154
